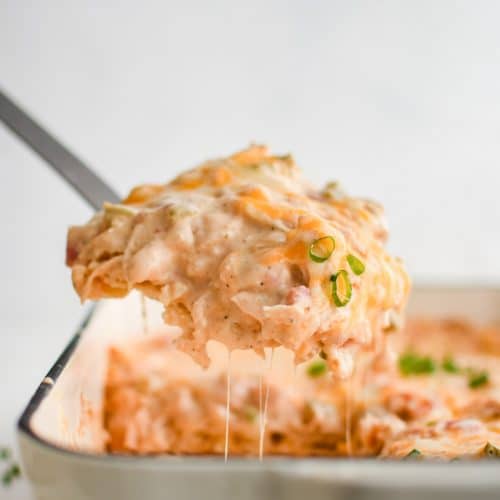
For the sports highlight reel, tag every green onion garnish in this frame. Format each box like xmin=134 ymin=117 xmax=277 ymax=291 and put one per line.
xmin=347 ymin=254 xmax=365 ymax=275
xmin=0 ymin=448 xmax=9 ymax=461
xmin=330 ymin=270 xmax=352 ymax=307
xmin=442 ymin=357 xmax=460 ymax=374
xmin=2 ymin=463 xmax=20 ymax=487
xmin=399 ymin=353 xmax=436 ymax=376
xmin=307 ymin=360 xmax=328 ymax=378
xmin=404 ymin=448 xmax=422 ymax=459
xmin=308 ymin=236 xmax=335 ymax=263
xmin=483 ymin=442 xmax=500 ymax=458
xmin=468 ymin=371 xmax=489 ymax=389
xmin=398 ymin=354 xmax=490 ymax=386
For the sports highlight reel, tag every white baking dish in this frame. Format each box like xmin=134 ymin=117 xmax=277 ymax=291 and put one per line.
xmin=17 ymin=286 xmax=500 ymax=500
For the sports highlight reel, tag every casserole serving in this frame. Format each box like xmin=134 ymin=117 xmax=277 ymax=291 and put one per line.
xmin=66 ymin=145 xmax=410 ymax=375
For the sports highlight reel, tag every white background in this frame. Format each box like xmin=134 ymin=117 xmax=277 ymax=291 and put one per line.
xmin=1 ymin=1 xmax=499 ymax=497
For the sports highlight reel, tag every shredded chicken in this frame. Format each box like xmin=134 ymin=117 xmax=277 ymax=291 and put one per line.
xmin=67 ymin=145 xmax=409 ymax=373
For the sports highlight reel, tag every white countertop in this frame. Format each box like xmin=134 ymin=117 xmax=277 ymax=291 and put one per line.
xmin=1 ymin=1 xmax=500 ymax=498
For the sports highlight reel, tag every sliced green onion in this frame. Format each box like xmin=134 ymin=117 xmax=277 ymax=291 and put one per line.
xmin=307 ymin=360 xmax=328 ymax=378
xmin=442 ymin=357 xmax=460 ymax=374
xmin=404 ymin=448 xmax=422 ymax=459
xmin=347 ymin=254 xmax=365 ymax=275
xmin=399 ymin=353 xmax=436 ymax=376
xmin=0 ymin=448 xmax=10 ymax=461
xmin=2 ymin=463 xmax=20 ymax=486
xmin=308 ymin=236 xmax=335 ymax=263
xmin=468 ymin=371 xmax=489 ymax=389
xmin=483 ymin=442 xmax=500 ymax=458
xmin=243 ymin=405 xmax=258 ymax=423
xmin=9 ymin=464 xmax=19 ymax=478
xmin=330 ymin=270 xmax=352 ymax=307
xmin=2 ymin=470 xmax=11 ymax=487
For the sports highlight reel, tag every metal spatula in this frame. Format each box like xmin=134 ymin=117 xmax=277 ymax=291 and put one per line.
xmin=0 ymin=88 xmax=120 ymax=210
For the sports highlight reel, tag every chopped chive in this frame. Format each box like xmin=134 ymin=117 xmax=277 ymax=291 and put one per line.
xmin=2 ymin=471 xmax=11 ymax=486
xmin=2 ymin=463 xmax=20 ymax=487
xmin=483 ymin=442 xmax=500 ymax=458
xmin=330 ymin=270 xmax=352 ymax=307
xmin=468 ymin=371 xmax=489 ymax=389
xmin=404 ymin=449 xmax=422 ymax=459
xmin=442 ymin=357 xmax=460 ymax=374
xmin=346 ymin=254 xmax=365 ymax=275
xmin=309 ymin=236 xmax=335 ymax=263
xmin=307 ymin=360 xmax=328 ymax=378
xmin=399 ymin=353 xmax=436 ymax=376
xmin=0 ymin=448 xmax=10 ymax=460
xmin=9 ymin=464 xmax=20 ymax=478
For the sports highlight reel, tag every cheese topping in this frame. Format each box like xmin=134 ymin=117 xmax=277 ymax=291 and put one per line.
xmin=67 ymin=145 xmax=410 ymax=372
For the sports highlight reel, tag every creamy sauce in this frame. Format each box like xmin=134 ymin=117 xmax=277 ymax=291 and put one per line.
xmin=67 ymin=145 xmax=410 ymax=377
xmin=259 ymin=349 xmax=274 ymax=460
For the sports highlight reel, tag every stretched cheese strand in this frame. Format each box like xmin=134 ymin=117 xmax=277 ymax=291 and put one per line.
xmin=224 ymin=350 xmax=232 ymax=462
xmin=224 ymin=350 xmax=231 ymax=462
xmin=140 ymin=294 xmax=149 ymax=335
xmin=259 ymin=349 xmax=274 ymax=460
xmin=344 ymin=376 xmax=353 ymax=456
xmin=258 ymin=371 xmax=263 ymax=459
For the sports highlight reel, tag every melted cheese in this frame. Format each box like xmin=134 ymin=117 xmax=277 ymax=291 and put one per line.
xmin=67 ymin=145 xmax=409 ymax=374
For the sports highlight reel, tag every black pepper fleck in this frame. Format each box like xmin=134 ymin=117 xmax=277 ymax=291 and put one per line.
xmin=270 ymin=432 xmax=285 ymax=444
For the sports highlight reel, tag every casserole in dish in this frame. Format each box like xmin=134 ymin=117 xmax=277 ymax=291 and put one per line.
xmin=18 ymin=286 xmax=500 ymax=500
